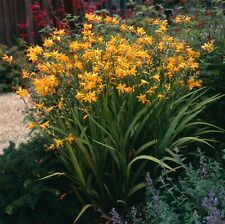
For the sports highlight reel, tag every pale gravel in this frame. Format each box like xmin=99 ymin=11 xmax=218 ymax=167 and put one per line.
xmin=0 ymin=93 xmax=30 ymax=153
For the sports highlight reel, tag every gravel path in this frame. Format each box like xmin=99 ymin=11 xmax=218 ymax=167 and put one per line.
xmin=0 ymin=93 xmax=30 ymax=153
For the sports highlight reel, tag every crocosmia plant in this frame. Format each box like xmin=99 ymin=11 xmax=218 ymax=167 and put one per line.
xmin=14 ymin=13 xmax=220 ymax=219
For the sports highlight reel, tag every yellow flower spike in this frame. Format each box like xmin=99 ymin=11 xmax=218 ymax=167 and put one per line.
xmin=75 ymin=92 xmax=85 ymax=101
xmin=174 ymin=15 xmax=183 ymax=24
xmin=137 ymin=94 xmax=148 ymax=104
xmin=152 ymin=19 xmax=160 ymax=25
xmin=85 ymin=13 xmax=96 ymax=21
xmin=184 ymin=16 xmax=191 ymax=23
xmin=27 ymin=121 xmax=37 ymax=130
xmin=39 ymin=121 xmax=49 ymax=129
xmin=43 ymin=38 xmax=54 ymax=48
xmin=48 ymin=144 xmax=55 ymax=150
xmin=54 ymin=138 xmax=64 ymax=148
xmin=125 ymin=87 xmax=134 ymax=93
xmin=45 ymin=106 xmax=54 ymax=113
xmin=136 ymin=27 xmax=146 ymax=36
xmin=2 ymin=54 xmax=13 ymax=64
xmin=187 ymin=79 xmax=202 ymax=90
xmin=43 ymin=52 xmax=52 ymax=59
xmin=35 ymin=103 xmax=44 ymax=110
xmin=70 ymin=41 xmax=81 ymax=51
xmin=83 ymin=23 xmax=92 ymax=30
xmin=52 ymin=36 xmax=61 ymax=42
xmin=116 ymin=83 xmax=127 ymax=94
xmin=95 ymin=15 xmax=103 ymax=23
xmin=201 ymin=40 xmax=214 ymax=53
xmin=65 ymin=134 xmax=74 ymax=144
xmin=26 ymin=45 xmax=43 ymax=62
xmin=58 ymin=98 xmax=64 ymax=110
xmin=157 ymin=94 xmax=165 ymax=99
xmin=120 ymin=24 xmax=127 ymax=31
xmin=21 ymin=69 xmax=29 ymax=78
xmin=53 ymin=29 xmax=65 ymax=36
xmin=83 ymin=91 xmax=97 ymax=103
xmin=16 ymin=87 xmax=29 ymax=98
xmin=153 ymin=74 xmax=160 ymax=82
xmin=128 ymin=25 xmax=135 ymax=33
xmin=140 ymin=79 xmax=149 ymax=86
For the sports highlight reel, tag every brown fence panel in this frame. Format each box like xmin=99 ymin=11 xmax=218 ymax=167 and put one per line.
xmin=0 ymin=0 xmax=76 ymax=45
xmin=0 ymin=0 xmax=141 ymax=46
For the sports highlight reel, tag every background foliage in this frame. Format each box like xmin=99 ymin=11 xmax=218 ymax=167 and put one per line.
xmin=0 ymin=137 xmax=76 ymax=224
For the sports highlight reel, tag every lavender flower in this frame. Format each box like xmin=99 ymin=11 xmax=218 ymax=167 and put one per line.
xmin=110 ymin=208 xmax=122 ymax=224
xmin=146 ymin=172 xmax=153 ymax=192
xmin=202 ymin=191 xmax=225 ymax=224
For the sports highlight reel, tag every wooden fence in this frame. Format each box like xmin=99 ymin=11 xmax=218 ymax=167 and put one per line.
xmin=0 ymin=0 xmax=78 ymax=45
xmin=0 ymin=0 xmax=124 ymax=45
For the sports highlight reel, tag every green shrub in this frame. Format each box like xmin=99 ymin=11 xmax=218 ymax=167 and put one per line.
xmin=111 ymin=157 xmax=225 ymax=223
xmin=12 ymin=12 xmax=222 ymax=221
xmin=0 ymin=136 xmax=77 ymax=224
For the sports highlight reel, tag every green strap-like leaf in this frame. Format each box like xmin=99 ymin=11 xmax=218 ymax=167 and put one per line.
xmin=74 ymin=204 xmax=93 ymax=223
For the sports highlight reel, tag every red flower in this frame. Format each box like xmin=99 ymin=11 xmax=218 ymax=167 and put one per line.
xmin=38 ymin=20 xmax=46 ymax=27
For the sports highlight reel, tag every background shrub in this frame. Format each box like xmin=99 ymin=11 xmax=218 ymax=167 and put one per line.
xmin=0 ymin=136 xmax=77 ymax=224
xmin=0 ymin=39 xmax=27 ymax=93
xmin=112 ymin=156 xmax=225 ymax=223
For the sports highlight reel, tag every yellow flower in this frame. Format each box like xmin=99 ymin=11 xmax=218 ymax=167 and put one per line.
xmin=139 ymin=79 xmax=149 ymax=86
xmin=153 ymin=74 xmax=160 ymax=82
xmin=116 ymin=83 xmax=127 ymax=94
xmin=201 ymin=40 xmax=214 ymax=53
xmin=16 ymin=87 xmax=29 ymax=98
xmin=53 ymin=29 xmax=65 ymax=36
xmin=45 ymin=106 xmax=54 ymax=113
xmin=2 ymin=54 xmax=13 ymax=64
xmin=35 ymin=103 xmax=44 ymax=110
xmin=184 ymin=16 xmax=191 ymax=23
xmin=187 ymin=79 xmax=201 ymax=90
xmin=39 ymin=121 xmax=49 ymax=129
xmin=21 ymin=69 xmax=29 ymax=78
xmin=83 ymin=23 xmax=92 ymax=30
xmin=85 ymin=13 xmax=96 ymax=21
xmin=65 ymin=134 xmax=74 ymax=144
xmin=54 ymin=138 xmax=64 ymax=148
xmin=33 ymin=75 xmax=59 ymax=97
xmin=57 ymin=98 xmax=64 ymax=110
xmin=137 ymin=94 xmax=147 ymax=104
xmin=136 ymin=27 xmax=146 ymax=36
xmin=174 ymin=15 xmax=183 ymax=24
xmin=27 ymin=122 xmax=37 ymax=129
xmin=43 ymin=38 xmax=54 ymax=48
xmin=48 ymin=144 xmax=55 ymax=150
xmin=83 ymin=91 xmax=97 ymax=103
xmin=157 ymin=94 xmax=164 ymax=99
xmin=26 ymin=45 xmax=43 ymax=62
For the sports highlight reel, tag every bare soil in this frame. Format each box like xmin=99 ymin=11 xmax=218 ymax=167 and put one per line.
xmin=0 ymin=93 xmax=30 ymax=153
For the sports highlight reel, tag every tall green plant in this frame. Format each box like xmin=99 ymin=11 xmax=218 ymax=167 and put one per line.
xmin=10 ymin=13 xmax=222 ymax=221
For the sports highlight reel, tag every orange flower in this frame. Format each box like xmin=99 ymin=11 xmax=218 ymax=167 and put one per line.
xmin=16 ymin=87 xmax=29 ymax=98
xmin=2 ymin=54 xmax=13 ymax=64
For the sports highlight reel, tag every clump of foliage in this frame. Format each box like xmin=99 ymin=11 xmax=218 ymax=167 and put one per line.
xmin=130 ymin=0 xmax=225 ymax=154
xmin=0 ymin=39 xmax=27 ymax=93
xmin=0 ymin=137 xmax=76 ymax=224
xmin=111 ymin=157 xmax=225 ymax=223
xmin=8 ymin=12 xmax=221 ymax=221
